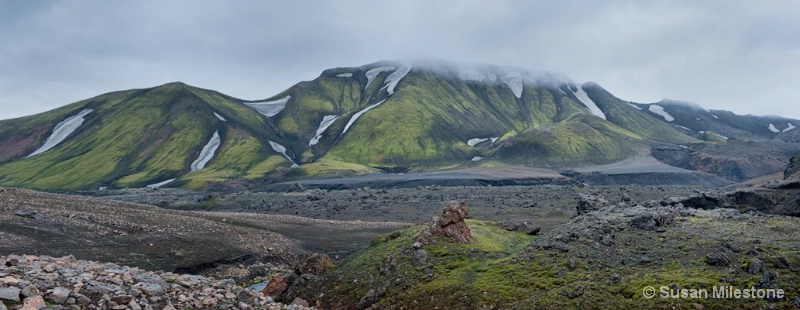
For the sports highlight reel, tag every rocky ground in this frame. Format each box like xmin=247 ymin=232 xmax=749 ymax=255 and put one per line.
xmin=0 ymin=188 xmax=405 ymax=279
xmin=0 ymin=254 xmax=312 ymax=309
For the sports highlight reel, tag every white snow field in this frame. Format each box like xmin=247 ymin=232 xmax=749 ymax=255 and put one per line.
xmin=381 ymin=66 xmax=411 ymax=95
xmin=768 ymin=124 xmax=780 ymax=133
xmin=500 ymin=73 xmax=523 ymax=98
xmin=364 ymin=66 xmax=395 ymax=90
xmin=342 ymin=99 xmax=386 ymax=134
xmin=571 ymin=85 xmax=606 ymax=120
xmin=471 ymin=156 xmax=483 ymax=162
xmin=309 ymin=115 xmax=340 ymax=146
xmin=27 ymin=108 xmax=94 ymax=158
xmin=784 ymin=123 xmax=796 ymax=132
xmin=269 ymin=140 xmax=296 ymax=166
xmin=648 ymin=105 xmax=674 ymax=122
xmin=244 ymin=96 xmax=291 ymax=117
xmin=213 ymin=112 xmax=226 ymax=122
xmin=146 ymin=179 xmax=175 ymax=189
xmin=336 ymin=73 xmax=353 ymax=78
xmin=190 ymin=131 xmax=221 ymax=172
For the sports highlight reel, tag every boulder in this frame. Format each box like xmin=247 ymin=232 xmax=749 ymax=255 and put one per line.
xmin=355 ymin=289 xmax=385 ymax=310
xmin=415 ymin=201 xmax=475 ymax=244
xmin=0 ymin=287 xmax=20 ymax=303
xmin=705 ymin=253 xmax=730 ymax=267
xmin=287 ymin=183 xmax=306 ymax=193
xmin=261 ymin=275 xmax=288 ymax=299
xmin=499 ymin=219 xmax=541 ymax=235
xmin=20 ymin=295 xmax=45 ymax=310
xmin=297 ymin=253 xmax=333 ymax=275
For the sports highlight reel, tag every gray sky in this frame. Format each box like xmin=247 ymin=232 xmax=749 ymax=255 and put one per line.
xmin=1 ymin=0 xmax=799 ymax=120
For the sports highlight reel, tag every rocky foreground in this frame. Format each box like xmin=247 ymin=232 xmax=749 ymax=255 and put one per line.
xmin=0 ymin=254 xmax=313 ymax=310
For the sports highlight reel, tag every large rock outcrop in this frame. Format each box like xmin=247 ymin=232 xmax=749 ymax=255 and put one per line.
xmin=785 ymin=156 xmax=800 ymax=180
xmin=415 ymin=201 xmax=475 ymax=244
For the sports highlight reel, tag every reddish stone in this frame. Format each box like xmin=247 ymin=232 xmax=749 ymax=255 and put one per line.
xmin=260 ymin=275 xmax=288 ymax=299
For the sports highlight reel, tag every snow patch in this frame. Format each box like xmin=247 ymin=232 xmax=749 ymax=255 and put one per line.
xmin=784 ymin=123 xmax=796 ymax=132
xmin=309 ymin=115 xmax=340 ymax=146
xmin=336 ymin=73 xmax=353 ymax=78
xmin=268 ymin=140 xmax=296 ymax=165
xmin=500 ymin=73 xmax=523 ymax=98
xmin=648 ymin=105 xmax=674 ymax=122
xmin=245 ymin=96 xmax=290 ymax=117
xmin=571 ymin=85 xmax=606 ymax=120
xmin=213 ymin=112 xmax=226 ymax=122
xmin=381 ymin=66 xmax=411 ymax=95
xmin=458 ymin=70 xmax=484 ymax=81
xmin=467 ymin=138 xmax=489 ymax=146
xmin=342 ymin=99 xmax=386 ymax=134
xmin=27 ymin=108 xmax=94 ymax=158
xmin=364 ymin=66 xmax=395 ymax=90
xmin=627 ymin=103 xmax=642 ymax=110
xmin=146 ymin=179 xmax=175 ymax=189
xmin=190 ymin=131 xmax=221 ymax=172
xmin=768 ymin=124 xmax=780 ymax=133
xmin=467 ymin=137 xmax=499 ymax=146
xmin=471 ymin=156 xmax=483 ymax=162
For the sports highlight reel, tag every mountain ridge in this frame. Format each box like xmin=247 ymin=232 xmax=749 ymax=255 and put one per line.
xmin=1 ymin=60 xmax=798 ymax=191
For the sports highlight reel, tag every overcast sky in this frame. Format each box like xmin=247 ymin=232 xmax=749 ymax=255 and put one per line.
xmin=1 ymin=0 xmax=798 ymax=120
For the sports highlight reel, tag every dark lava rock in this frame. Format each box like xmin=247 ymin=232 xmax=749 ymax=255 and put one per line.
xmin=14 ymin=210 xmax=44 ymax=220
xmin=356 ymin=289 xmax=386 ymax=310
xmin=748 ymin=258 xmax=764 ymax=274
xmin=758 ymin=270 xmax=779 ymax=289
xmin=498 ymin=219 xmax=541 ymax=235
xmin=773 ymin=256 xmax=790 ymax=269
xmin=705 ymin=253 xmax=730 ymax=267
xmin=287 ymin=183 xmax=306 ymax=193
xmin=785 ymin=156 xmax=800 ymax=180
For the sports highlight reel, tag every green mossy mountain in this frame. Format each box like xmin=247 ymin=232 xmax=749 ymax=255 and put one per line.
xmin=0 ymin=60 xmax=793 ymax=191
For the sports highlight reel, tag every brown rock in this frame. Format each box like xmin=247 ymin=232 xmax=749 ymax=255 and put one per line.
xmin=261 ymin=275 xmax=288 ymax=299
xmin=415 ymin=201 xmax=475 ymax=244
xmin=292 ymin=297 xmax=309 ymax=307
xmin=297 ymin=253 xmax=334 ymax=275
xmin=20 ymin=295 xmax=45 ymax=310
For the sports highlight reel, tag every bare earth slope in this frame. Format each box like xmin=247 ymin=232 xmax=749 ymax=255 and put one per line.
xmin=0 ymin=188 xmax=405 ymax=274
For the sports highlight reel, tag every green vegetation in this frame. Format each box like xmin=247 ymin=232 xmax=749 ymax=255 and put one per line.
xmin=311 ymin=211 xmax=800 ymax=309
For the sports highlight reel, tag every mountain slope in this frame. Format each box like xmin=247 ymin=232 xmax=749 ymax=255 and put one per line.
xmin=0 ymin=60 xmax=795 ymax=191
xmin=0 ymin=83 xmax=292 ymax=190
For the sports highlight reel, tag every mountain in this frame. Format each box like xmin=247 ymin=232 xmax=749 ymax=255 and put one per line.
xmin=1 ymin=60 xmax=798 ymax=191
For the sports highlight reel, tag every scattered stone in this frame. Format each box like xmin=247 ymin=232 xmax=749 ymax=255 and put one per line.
xmin=21 ymin=295 xmax=45 ymax=310
xmin=356 ymin=289 xmax=385 ymax=310
xmin=297 ymin=253 xmax=334 ymax=275
xmin=412 ymin=249 xmax=428 ymax=267
xmin=773 ymin=256 xmax=789 ymax=269
xmin=21 ymin=285 xmax=40 ymax=298
xmin=747 ymin=258 xmax=764 ymax=274
xmin=287 ymin=183 xmax=306 ymax=193
xmin=498 ymin=219 xmax=541 ymax=235
xmin=0 ymin=287 xmax=20 ymax=303
xmin=705 ymin=253 xmax=730 ymax=267
xmin=758 ymin=270 xmax=778 ymax=289
xmin=47 ymin=287 xmax=70 ymax=304
xmin=291 ymin=297 xmax=309 ymax=307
